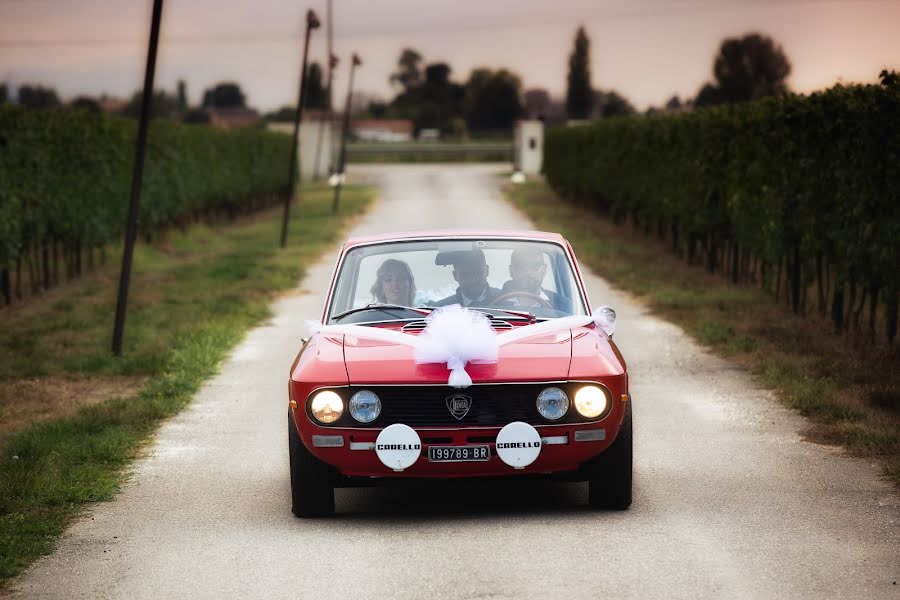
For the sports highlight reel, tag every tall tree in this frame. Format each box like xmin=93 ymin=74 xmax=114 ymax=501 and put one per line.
xmin=389 ymin=48 xmax=425 ymax=120
xmin=367 ymin=101 xmax=389 ymax=118
xmin=713 ymin=33 xmax=791 ymax=102
xmin=0 ymin=84 xmax=7 ymax=104
xmin=70 ymin=96 xmax=102 ymax=113
xmin=664 ymin=95 xmax=682 ymax=111
xmin=594 ymin=90 xmax=635 ymax=118
xmin=390 ymin=48 xmax=424 ymax=93
xmin=416 ymin=62 xmax=464 ymax=132
xmin=176 ymin=79 xmax=188 ymax=111
xmin=695 ymin=32 xmax=791 ymax=106
xmin=304 ymin=62 xmax=328 ymax=109
xmin=566 ymin=26 xmax=593 ymax=119
xmin=464 ymin=68 xmax=523 ymax=132
xmin=202 ymin=82 xmax=246 ymax=109
xmin=881 ymin=69 xmax=900 ymax=88
xmin=693 ymin=83 xmax=722 ymax=108
xmin=523 ymin=88 xmax=551 ymax=119
xmin=18 ymin=85 xmax=61 ymax=109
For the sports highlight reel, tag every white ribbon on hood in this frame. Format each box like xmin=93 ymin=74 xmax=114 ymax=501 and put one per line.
xmin=307 ymin=305 xmax=616 ymax=388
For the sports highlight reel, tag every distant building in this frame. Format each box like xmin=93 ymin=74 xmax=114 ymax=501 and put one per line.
xmin=207 ymin=107 xmax=261 ymax=129
xmin=418 ymin=128 xmax=440 ymax=141
xmin=352 ymin=119 xmax=413 ymax=143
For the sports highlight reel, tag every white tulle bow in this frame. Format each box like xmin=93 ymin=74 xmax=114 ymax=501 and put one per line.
xmin=306 ymin=305 xmax=617 ymax=388
xmin=413 ymin=305 xmax=499 ymax=388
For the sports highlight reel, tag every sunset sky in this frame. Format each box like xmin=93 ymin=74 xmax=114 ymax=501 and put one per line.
xmin=1 ymin=0 xmax=898 ymax=111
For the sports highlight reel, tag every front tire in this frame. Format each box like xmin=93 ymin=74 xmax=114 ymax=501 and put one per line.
xmin=289 ymin=413 xmax=335 ymax=518
xmin=587 ymin=402 xmax=632 ymax=510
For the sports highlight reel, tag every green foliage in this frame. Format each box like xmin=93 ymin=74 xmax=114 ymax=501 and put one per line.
xmin=595 ymin=90 xmax=635 ymax=118
xmin=202 ymin=82 xmax=247 ymax=109
xmin=69 ymin=97 xmax=102 ymax=114
xmin=544 ymin=82 xmax=900 ymax=341
xmin=384 ymin=48 xmax=524 ymax=134
xmin=506 ymin=178 xmax=900 ymax=487
xmin=566 ymin=26 xmax=593 ymax=119
xmin=463 ymin=68 xmax=523 ymax=132
xmin=0 ymin=106 xmax=291 ymax=266
xmin=693 ymin=33 xmax=791 ymax=107
xmin=705 ymin=32 xmax=792 ymax=105
xmin=390 ymin=48 xmax=424 ymax=93
xmin=0 ymin=184 xmax=374 ymax=582
xmin=121 ymin=89 xmax=181 ymax=119
xmin=17 ymin=85 xmax=61 ymax=110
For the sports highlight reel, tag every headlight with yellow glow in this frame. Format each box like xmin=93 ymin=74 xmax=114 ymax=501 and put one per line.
xmin=574 ymin=385 xmax=609 ymax=418
xmin=310 ymin=390 xmax=344 ymax=424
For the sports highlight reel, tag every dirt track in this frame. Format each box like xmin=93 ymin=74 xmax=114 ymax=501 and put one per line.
xmin=8 ymin=164 xmax=899 ymax=600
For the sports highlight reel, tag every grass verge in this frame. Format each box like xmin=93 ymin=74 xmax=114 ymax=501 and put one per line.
xmin=0 ymin=183 xmax=374 ymax=583
xmin=505 ymin=178 xmax=900 ymax=485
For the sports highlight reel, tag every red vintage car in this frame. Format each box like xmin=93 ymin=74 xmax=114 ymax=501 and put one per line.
xmin=288 ymin=230 xmax=631 ymax=517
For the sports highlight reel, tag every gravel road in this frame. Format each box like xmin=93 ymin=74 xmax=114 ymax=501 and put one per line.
xmin=8 ymin=164 xmax=899 ymax=599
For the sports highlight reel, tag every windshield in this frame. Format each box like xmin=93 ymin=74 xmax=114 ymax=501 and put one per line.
xmin=327 ymin=238 xmax=587 ymax=323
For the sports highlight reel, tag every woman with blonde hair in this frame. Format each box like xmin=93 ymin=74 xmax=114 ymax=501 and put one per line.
xmin=370 ymin=258 xmax=416 ymax=306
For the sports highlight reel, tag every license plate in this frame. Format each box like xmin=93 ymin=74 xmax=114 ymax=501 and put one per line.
xmin=427 ymin=445 xmax=490 ymax=462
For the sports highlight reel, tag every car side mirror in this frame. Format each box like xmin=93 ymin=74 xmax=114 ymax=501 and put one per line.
xmin=593 ymin=305 xmax=616 ymax=337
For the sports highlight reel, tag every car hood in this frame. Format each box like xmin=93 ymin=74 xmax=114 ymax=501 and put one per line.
xmin=340 ymin=325 xmax=623 ymax=384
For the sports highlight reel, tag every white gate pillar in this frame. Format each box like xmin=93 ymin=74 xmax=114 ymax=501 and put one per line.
xmin=514 ymin=120 xmax=544 ymax=175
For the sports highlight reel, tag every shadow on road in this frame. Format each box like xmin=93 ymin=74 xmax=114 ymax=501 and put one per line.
xmin=330 ymin=478 xmax=605 ymax=522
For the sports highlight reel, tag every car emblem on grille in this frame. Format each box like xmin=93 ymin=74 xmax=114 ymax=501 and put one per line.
xmin=446 ymin=394 xmax=472 ymax=420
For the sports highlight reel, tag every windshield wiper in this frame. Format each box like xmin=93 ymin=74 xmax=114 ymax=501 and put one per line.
xmin=486 ymin=308 xmax=536 ymax=321
xmin=332 ymin=304 xmax=432 ymax=321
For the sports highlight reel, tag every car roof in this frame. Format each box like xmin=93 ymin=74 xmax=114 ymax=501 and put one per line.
xmin=343 ymin=229 xmax=568 ymax=249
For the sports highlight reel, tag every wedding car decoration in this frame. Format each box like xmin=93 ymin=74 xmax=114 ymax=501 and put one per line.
xmin=288 ymin=231 xmax=632 ymax=517
xmin=307 ymin=303 xmax=618 ymax=389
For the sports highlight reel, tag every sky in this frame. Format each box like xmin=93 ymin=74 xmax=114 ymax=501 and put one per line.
xmin=1 ymin=0 xmax=899 ymax=111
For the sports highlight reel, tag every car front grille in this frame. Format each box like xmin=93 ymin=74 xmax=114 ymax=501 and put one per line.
xmin=310 ymin=383 xmax=601 ymax=428
xmin=375 ymin=384 xmax=538 ymax=426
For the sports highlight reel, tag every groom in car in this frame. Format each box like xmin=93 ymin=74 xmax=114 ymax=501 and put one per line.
xmin=434 ymin=249 xmax=502 ymax=307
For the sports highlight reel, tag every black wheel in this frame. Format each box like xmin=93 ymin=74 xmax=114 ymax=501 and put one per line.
xmin=288 ymin=413 xmax=335 ymax=518
xmin=587 ymin=402 xmax=632 ymax=510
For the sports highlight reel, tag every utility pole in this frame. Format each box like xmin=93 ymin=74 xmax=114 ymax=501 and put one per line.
xmin=111 ymin=0 xmax=164 ymax=356
xmin=280 ymin=9 xmax=321 ymax=248
xmin=332 ymin=53 xmax=361 ymax=214
xmin=312 ymin=0 xmax=333 ymax=180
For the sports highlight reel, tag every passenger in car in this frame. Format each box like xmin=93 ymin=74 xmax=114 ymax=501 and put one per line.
xmin=499 ymin=247 xmax=569 ymax=311
xmin=371 ymin=259 xmax=417 ymax=306
xmin=433 ymin=249 xmax=502 ymax=307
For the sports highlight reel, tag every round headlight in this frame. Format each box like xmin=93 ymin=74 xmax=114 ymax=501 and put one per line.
xmin=536 ymin=387 xmax=569 ymax=421
xmin=349 ymin=390 xmax=381 ymax=423
xmin=574 ymin=385 xmax=608 ymax=418
xmin=310 ymin=390 xmax=343 ymax=424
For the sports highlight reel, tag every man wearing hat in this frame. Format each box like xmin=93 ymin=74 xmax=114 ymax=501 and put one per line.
xmin=434 ymin=249 xmax=502 ymax=307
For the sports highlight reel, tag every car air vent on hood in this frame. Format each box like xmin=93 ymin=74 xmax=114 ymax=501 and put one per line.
xmin=400 ymin=320 xmax=428 ymax=332
xmin=401 ymin=318 xmax=513 ymax=332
